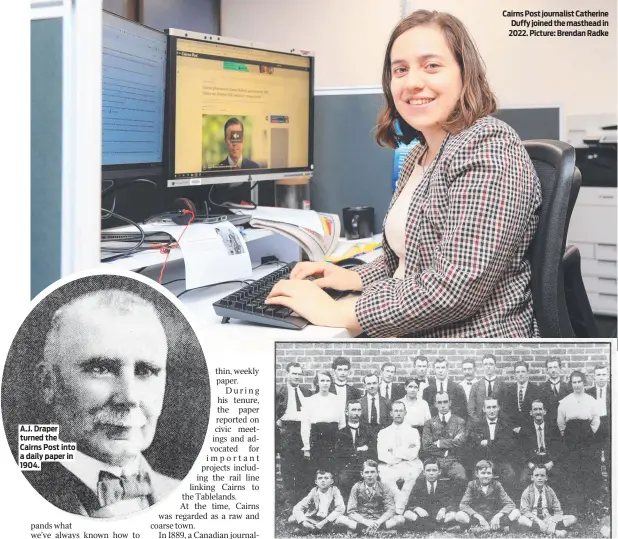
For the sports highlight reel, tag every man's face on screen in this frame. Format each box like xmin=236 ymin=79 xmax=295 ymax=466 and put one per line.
xmin=225 ymin=125 xmax=244 ymax=160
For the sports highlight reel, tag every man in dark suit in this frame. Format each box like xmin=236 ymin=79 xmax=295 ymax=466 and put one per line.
xmin=276 ymin=361 xmax=313 ymax=503
xmin=467 ymin=398 xmax=519 ymax=496
xmin=586 ymin=364 xmax=610 ymax=485
xmin=460 ymin=358 xmax=480 ymax=404
xmin=501 ymin=361 xmax=544 ymax=432
xmin=216 ymin=117 xmax=260 ymax=169
xmin=421 ymin=391 xmax=468 ymax=493
xmin=468 ymin=354 xmax=505 ymax=423
xmin=402 ymin=458 xmax=458 ymax=531
xmin=414 ymin=355 xmax=432 ymax=398
xmin=423 ymin=358 xmax=467 ymax=420
xmin=517 ymin=399 xmax=565 ymax=487
xmin=379 ymin=362 xmax=406 ymax=403
xmin=360 ymin=373 xmax=391 ymax=429
xmin=330 ymin=357 xmax=363 ymax=423
xmin=29 ymin=290 xmax=179 ymax=518
xmin=335 ymin=400 xmax=377 ymax=499
xmin=539 ymin=357 xmax=571 ymax=426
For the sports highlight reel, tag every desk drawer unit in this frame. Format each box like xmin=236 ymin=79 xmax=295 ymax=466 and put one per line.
xmin=567 ymin=187 xmax=617 ymax=316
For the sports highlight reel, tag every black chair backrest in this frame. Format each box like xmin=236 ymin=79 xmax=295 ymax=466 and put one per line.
xmin=524 ymin=140 xmax=581 ymax=337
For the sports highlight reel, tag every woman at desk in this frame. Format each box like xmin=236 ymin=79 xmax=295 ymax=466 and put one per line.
xmin=266 ymin=10 xmax=541 ymax=338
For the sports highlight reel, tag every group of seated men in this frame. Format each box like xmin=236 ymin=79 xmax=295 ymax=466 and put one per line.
xmin=276 ymin=354 xmax=610 ymax=535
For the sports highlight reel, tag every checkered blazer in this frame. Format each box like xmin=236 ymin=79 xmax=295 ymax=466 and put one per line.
xmin=352 ymin=116 xmax=542 ymax=338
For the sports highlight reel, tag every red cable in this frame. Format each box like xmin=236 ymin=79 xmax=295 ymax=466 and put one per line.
xmin=158 ymin=210 xmax=195 ymax=285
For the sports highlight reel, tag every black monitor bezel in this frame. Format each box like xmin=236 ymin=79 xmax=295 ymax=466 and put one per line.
xmin=101 ymin=10 xmax=168 ymax=181
xmin=164 ymin=32 xmax=315 ymax=185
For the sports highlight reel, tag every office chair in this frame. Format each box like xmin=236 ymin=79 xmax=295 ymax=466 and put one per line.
xmin=524 ymin=140 xmax=590 ymax=337
xmin=563 ymin=244 xmax=600 ymax=337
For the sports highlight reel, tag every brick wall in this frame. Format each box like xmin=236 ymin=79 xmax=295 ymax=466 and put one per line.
xmin=275 ymin=341 xmax=611 ymax=388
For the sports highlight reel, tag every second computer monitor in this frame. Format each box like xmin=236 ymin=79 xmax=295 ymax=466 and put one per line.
xmin=166 ymin=30 xmax=314 ymax=187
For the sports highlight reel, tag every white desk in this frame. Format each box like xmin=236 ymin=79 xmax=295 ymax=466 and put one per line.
xmin=101 ymin=229 xmax=380 ymax=341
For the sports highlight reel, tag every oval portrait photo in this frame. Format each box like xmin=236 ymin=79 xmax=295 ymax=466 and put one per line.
xmin=1 ymin=272 xmax=210 ymax=518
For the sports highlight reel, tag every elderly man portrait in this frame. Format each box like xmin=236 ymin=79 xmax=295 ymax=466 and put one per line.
xmin=27 ymin=289 xmax=179 ymax=517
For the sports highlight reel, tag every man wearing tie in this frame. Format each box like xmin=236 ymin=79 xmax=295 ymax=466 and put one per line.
xmin=276 ymin=362 xmax=313 ymax=503
xmin=29 ymin=290 xmax=179 ymax=518
xmin=335 ymin=400 xmax=377 ymax=500
xmin=539 ymin=357 xmax=570 ymax=425
xmin=360 ymin=373 xmax=391 ymax=429
xmin=414 ymin=356 xmax=432 ymax=398
xmin=467 ymin=398 xmax=518 ymax=495
xmin=379 ymin=363 xmax=406 ymax=403
xmin=468 ymin=354 xmax=505 ymax=423
xmin=501 ymin=361 xmax=543 ymax=432
xmin=421 ymin=392 xmax=468 ymax=493
xmin=460 ymin=359 xmax=479 ymax=404
xmin=330 ymin=357 xmax=363 ymax=422
xmin=518 ymin=399 xmax=564 ymax=488
xmin=423 ymin=358 xmax=468 ymax=421
xmin=586 ymin=364 xmax=610 ymax=486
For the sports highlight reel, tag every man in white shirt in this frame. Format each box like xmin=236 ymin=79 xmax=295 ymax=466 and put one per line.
xmin=276 ymin=362 xmax=312 ymax=502
xmin=377 ymin=401 xmax=423 ymax=513
xmin=460 ymin=359 xmax=479 ymax=402
xmin=30 ymin=290 xmax=179 ymax=518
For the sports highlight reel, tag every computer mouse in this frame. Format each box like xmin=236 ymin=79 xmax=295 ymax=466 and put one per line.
xmin=335 ymin=258 xmax=366 ymax=269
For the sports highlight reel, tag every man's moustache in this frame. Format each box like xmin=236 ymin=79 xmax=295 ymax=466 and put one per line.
xmin=94 ymin=409 xmax=147 ymax=428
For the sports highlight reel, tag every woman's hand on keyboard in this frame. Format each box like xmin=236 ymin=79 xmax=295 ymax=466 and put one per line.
xmin=265 ymin=279 xmax=360 ymax=331
xmin=288 ymin=261 xmax=362 ymax=292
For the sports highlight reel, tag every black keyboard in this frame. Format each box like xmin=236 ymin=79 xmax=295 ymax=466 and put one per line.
xmin=212 ymin=262 xmax=348 ymax=330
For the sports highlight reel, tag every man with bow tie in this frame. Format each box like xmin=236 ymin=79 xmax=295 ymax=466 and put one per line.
xmin=276 ymin=362 xmax=313 ymax=503
xmin=30 ymin=290 xmax=179 ymax=518
xmin=460 ymin=359 xmax=479 ymax=403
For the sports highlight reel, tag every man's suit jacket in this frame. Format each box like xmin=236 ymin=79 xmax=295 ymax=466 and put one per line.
xmin=423 ymin=379 xmax=468 ymax=420
xmin=586 ymin=385 xmax=610 ymax=441
xmin=467 ymin=417 xmax=518 ymax=463
xmin=335 ymin=422 xmax=378 ymax=469
xmin=26 ymin=461 xmax=179 ymax=517
xmin=421 ymin=414 xmax=467 ymax=460
xmin=329 ymin=383 xmax=363 ymax=403
xmin=275 ymin=384 xmax=312 ymax=421
xmin=379 ymin=382 xmax=406 ymax=403
xmin=360 ymin=393 xmax=391 ymax=428
xmin=467 ymin=378 xmax=506 ymax=423
xmin=501 ymin=382 xmax=544 ymax=428
xmin=216 ymin=157 xmax=259 ymax=169
xmin=518 ymin=419 xmax=564 ymax=466
xmin=539 ymin=379 xmax=571 ymax=424
xmin=406 ymin=475 xmax=457 ymax=514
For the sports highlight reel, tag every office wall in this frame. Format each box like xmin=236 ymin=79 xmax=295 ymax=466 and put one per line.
xmin=221 ymin=0 xmax=617 ymax=117
xmin=142 ymin=0 xmax=220 ymax=33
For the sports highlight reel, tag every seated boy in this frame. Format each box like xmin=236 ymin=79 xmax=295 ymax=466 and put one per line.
xmin=518 ymin=464 xmax=577 ymax=537
xmin=288 ymin=470 xmax=353 ymax=534
xmin=456 ymin=459 xmax=521 ymax=532
xmin=402 ymin=457 xmax=457 ymax=531
xmin=347 ymin=460 xmax=404 ymax=534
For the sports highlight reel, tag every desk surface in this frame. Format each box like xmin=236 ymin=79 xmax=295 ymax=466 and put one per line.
xmin=102 ymin=230 xmax=381 ymax=341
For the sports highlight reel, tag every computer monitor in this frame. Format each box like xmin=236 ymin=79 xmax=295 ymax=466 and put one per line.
xmin=165 ymin=30 xmax=314 ymax=188
xmin=101 ymin=11 xmax=167 ymax=181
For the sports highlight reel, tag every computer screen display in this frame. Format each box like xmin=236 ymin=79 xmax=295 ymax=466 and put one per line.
xmin=102 ymin=11 xmax=167 ymax=179
xmin=166 ymin=31 xmax=314 ymax=187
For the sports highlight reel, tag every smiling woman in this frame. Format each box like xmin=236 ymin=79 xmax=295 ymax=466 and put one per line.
xmin=266 ymin=10 xmax=542 ymax=339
